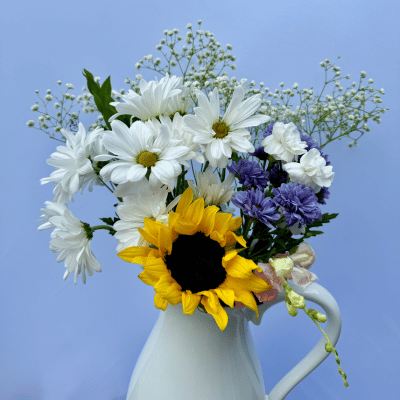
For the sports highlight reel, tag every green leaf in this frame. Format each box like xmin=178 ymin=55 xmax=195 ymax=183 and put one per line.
xmin=100 ymin=217 xmax=120 ymax=226
xmin=82 ymin=69 xmax=117 ymax=130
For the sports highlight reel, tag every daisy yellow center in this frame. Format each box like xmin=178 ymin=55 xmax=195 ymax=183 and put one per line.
xmin=164 ymin=232 xmax=226 ymax=293
xmin=212 ymin=121 xmax=229 ymax=139
xmin=136 ymin=151 xmax=158 ymax=167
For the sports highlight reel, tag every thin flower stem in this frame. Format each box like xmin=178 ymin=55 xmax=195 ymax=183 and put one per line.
xmin=90 ymin=225 xmax=115 ymax=233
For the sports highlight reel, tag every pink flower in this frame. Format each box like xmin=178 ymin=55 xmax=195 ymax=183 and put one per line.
xmin=289 ymin=242 xmax=316 ymax=269
xmin=254 ymin=263 xmax=284 ymax=303
xmin=287 ymin=267 xmax=318 ymax=288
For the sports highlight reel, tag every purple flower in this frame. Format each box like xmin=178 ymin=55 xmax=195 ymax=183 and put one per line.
xmin=231 ymin=188 xmax=280 ymax=229
xmin=249 ymin=146 xmax=269 ymax=161
xmin=227 ymin=160 xmax=270 ymax=190
xmin=316 ymin=186 xmax=330 ymax=205
xmin=269 ymin=163 xmax=289 ymax=187
xmin=272 ymin=182 xmax=322 ymax=227
xmin=263 ymin=121 xmax=276 ymax=138
xmin=299 ymin=132 xmax=331 ymax=166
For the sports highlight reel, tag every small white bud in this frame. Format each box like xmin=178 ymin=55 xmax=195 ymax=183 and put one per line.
xmin=186 ymin=23 xmax=192 ymax=29
xmin=136 ymin=74 xmax=143 ymax=80
xmin=57 ymin=80 xmax=62 ymax=85
xmin=94 ymin=77 xmax=101 ymax=82
xmin=361 ymin=71 xmax=367 ymax=78
xmin=197 ymin=19 xmax=202 ymax=24
xmin=279 ymin=82 xmax=284 ymax=87
xmin=66 ymin=83 xmax=74 ymax=89
xmin=45 ymin=95 xmax=53 ymax=101
xmin=27 ymin=120 xmax=35 ymax=127
xmin=31 ymin=104 xmax=39 ymax=111
xmin=54 ymin=103 xmax=60 ymax=109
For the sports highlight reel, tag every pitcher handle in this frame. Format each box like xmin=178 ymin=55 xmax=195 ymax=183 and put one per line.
xmin=244 ymin=281 xmax=342 ymax=400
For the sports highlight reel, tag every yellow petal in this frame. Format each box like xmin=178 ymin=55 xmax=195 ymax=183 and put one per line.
xmin=185 ymin=197 xmax=205 ymax=226
xmin=228 ymin=216 xmax=242 ymax=232
xmin=223 ymin=253 xmax=256 ymax=279
xmin=198 ymin=205 xmax=219 ymax=236
xmin=214 ymin=288 xmax=235 ymax=308
xmin=201 ymin=293 xmax=228 ymax=331
xmin=157 ymin=223 xmax=175 ymax=255
xmin=118 ymin=246 xmax=152 ymax=263
xmin=176 ymin=187 xmax=193 ymax=216
xmin=182 ymin=291 xmax=201 ymax=315
xmin=154 ymin=292 xmax=168 ymax=311
xmin=224 ymin=232 xmax=247 ymax=248
xmin=213 ymin=213 xmax=232 ymax=235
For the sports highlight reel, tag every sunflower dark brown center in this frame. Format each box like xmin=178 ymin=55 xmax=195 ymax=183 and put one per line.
xmin=212 ymin=121 xmax=229 ymax=138
xmin=165 ymin=232 xmax=226 ymax=293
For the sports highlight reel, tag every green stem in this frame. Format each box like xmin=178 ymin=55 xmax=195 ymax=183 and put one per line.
xmin=91 ymin=225 xmax=116 ymax=234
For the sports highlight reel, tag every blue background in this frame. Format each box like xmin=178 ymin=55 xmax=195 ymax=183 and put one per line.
xmin=1 ymin=0 xmax=399 ymax=399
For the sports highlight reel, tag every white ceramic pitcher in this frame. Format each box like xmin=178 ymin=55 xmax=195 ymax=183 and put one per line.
xmin=125 ymin=281 xmax=341 ymax=400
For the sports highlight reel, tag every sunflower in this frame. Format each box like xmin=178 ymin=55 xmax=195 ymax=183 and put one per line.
xmin=118 ymin=187 xmax=271 ymax=330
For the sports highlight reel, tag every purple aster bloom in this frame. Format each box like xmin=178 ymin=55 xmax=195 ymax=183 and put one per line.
xmin=227 ymin=160 xmax=270 ymax=190
xmin=316 ymin=186 xmax=330 ymax=205
xmin=263 ymin=121 xmax=276 ymax=138
xmin=269 ymin=163 xmax=289 ymax=187
xmin=231 ymin=188 xmax=280 ymax=229
xmin=272 ymin=182 xmax=322 ymax=227
xmin=249 ymin=146 xmax=269 ymax=161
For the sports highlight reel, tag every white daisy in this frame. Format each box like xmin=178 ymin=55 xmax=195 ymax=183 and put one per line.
xmin=261 ymin=122 xmax=307 ymax=163
xmin=41 ymin=124 xmax=105 ymax=202
xmin=39 ymin=202 xmax=101 ymax=284
xmin=114 ymin=184 xmax=180 ymax=253
xmin=38 ymin=201 xmax=68 ymax=231
xmin=109 ymin=74 xmax=185 ymax=122
xmin=187 ymin=166 xmax=235 ymax=207
xmin=283 ymin=148 xmax=334 ymax=193
xmin=146 ymin=113 xmax=204 ymax=163
xmin=183 ymin=83 xmax=270 ymax=168
xmin=95 ymin=120 xmax=195 ymax=190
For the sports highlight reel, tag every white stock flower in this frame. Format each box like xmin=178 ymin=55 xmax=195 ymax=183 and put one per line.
xmin=184 ymin=83 xmax=270 ymax=168
xmin=109 ymin=74 xmax=185 ymax=122
xmin=187 ymin=166 xmax=235 ymax=207
xmin=114 ymin=185 xmax=179 ymax=253
xmin=261 ymin=122 xmax=307 ymax=162
xmin=96 ymin=120 xmax=195 ymax=190
xmin=39 ymin=202 xmax=101 ymax=284
xmin=283 ymin=148 xmax=334 ymax=193
xmin=41 ymin=124 xmax=105 ymax=203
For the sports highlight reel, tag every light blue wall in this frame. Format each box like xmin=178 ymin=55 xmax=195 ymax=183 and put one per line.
xmin=1 ymin=0 xmax=399 ymax=398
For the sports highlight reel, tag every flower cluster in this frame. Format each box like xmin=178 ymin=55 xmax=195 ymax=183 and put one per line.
xmin=34 ymin=23 xmax=391 ymax=389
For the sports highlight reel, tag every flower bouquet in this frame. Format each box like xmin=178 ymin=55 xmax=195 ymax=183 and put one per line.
xmin=32 ymin=21 xmax=388 ymax=397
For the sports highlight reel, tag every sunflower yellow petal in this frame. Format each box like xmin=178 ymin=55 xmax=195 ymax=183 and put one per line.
xmin=198 ymin=205 xmax=219 ymax=236
xmin=182 ymin=291 xmax=202 ymax=315
xmin=185 ymin=197 xmax=205 ymax=227
xmin=223 ymin=253 xmax=257 ymax=279
xmin=224 ymin=232 xmax=247 ymax=248
xmin=157 ymin=223 xmax=175 ymax=255
xmin=213 ymin=213 xmax=232 ymax=235
xmin=176 ymin=187 xmax=193 ymax=216
xmin=154 ymin=292 xmax=168 ymax=311
xmin=139 ymin=269 xmax=160 ymax=286
xmin=214 ymin=288 xmax=235 ymax=308
xmin=228 ymin=216 xmax=242 ymax=232
xmin=118 ymin=246 xmax=152 ymax=263
xmin=201 ymin=293 xmax=228 ymax=331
